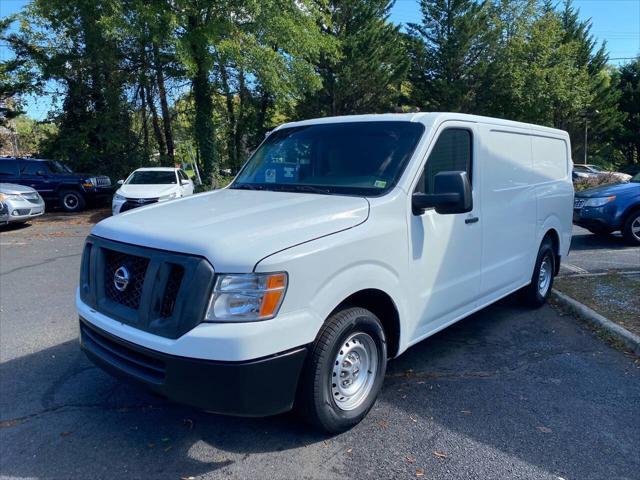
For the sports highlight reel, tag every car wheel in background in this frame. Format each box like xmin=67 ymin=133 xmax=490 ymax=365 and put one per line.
xmin=298 ymin=307 xmax=387 ymax=434
xmin=622 ymin=210 xmax=640 ymax=246
xmin=59 ymin=190 xmax=86 ymax=212
xmin=520 ymin=237 xmax=556 ymax=308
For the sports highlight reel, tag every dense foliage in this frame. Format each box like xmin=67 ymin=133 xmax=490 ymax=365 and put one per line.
xmin=1 ymin=0 xmax=638 ymax=181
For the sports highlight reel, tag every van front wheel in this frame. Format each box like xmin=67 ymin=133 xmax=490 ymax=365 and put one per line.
xmin=520 ymin=238 xmax=556 ymax=308
xmin=298 ymin=307 xmax=387 ymax=434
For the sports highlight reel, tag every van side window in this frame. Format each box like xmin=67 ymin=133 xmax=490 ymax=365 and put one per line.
xmin=416 ymin=129 xmax=472 ymax=194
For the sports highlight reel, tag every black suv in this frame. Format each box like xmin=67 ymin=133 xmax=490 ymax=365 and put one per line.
xmin=0 ymin=157 xmax=112 ymax=212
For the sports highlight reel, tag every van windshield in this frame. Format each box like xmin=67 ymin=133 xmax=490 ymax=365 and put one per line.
xmin=231 ymin=121 xmax=425 ymax=196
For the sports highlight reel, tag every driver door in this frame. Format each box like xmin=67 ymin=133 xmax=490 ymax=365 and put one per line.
xmin=407 ymin=125 xmax=483 ymax=340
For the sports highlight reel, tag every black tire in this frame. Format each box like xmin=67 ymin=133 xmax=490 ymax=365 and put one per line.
xmin=520 ymin=238 xmax=556 ymax=308
xmin=297 ymin=307 xmax=387 ymax=434
xmin=59 ymin=189 xmax=86 ymax=212
xmin=622 ymin=210 xmax=640 ymax=246
xmin=587 ymin=226 xmax=613 ymax=236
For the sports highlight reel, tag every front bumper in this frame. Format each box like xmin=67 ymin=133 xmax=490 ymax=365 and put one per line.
xmin=573 ymin=205 xmax=619 ymax=230
xmin=1 ymin=198 xmax=45 ymax=223
xmin=80 ymin=317 xmax=308 ymax=416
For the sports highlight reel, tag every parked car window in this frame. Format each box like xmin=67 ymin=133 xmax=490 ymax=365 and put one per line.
xmin=232 ymin=121 xmax=425 ymax=196
xmin=21 ymin=161 xmax=49 ymax=175
xmin=0 ymin=160 xmax=19 ymax=176
xmin=126 ymin=171 xmax=177 ymax=185
xmin=415 ymin=129 xmax=472 ymax=194
xmin=46 ymin=160 xmax=73 ymax=174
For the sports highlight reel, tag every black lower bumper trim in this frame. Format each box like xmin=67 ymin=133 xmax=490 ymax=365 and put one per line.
xmin=80 ymin=317 xmax=308 ymax=416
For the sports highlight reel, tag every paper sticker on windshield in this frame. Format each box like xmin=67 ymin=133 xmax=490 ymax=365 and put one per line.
xmin=374 ymin=180 xmax=387 ymax=188
xmin=284 ymin=167 xmax=295 ymax=178
xmin=265 ymin=169 xmax=276 ymax=183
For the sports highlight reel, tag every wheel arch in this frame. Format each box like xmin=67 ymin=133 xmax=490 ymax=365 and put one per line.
xmin=620 ymin=202 xmax=640 ymax=228
xmin=542 ymin=228 xmax=561 ymax=275
xmin=329 ymin=288 xmax=401 ymax=359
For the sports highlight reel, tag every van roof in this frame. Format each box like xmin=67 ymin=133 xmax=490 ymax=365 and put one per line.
xmin=279 ymin=112 xmax=567 ymax=137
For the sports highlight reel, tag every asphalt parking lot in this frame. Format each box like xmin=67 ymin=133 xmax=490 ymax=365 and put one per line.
xmin=1 ymin=213 xmax=639 ymax=480
xmin=561 ymin=226 xmax=640 ymax=275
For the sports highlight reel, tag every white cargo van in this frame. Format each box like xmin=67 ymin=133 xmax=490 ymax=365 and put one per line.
xmin=77 ymin=113 xmax=573 ymax=432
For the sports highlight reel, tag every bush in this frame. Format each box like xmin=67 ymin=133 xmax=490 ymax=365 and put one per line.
xmin=574 ymin=173 xmax=624 ymax=192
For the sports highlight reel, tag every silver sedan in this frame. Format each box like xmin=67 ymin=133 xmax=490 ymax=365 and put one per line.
xmin=0 ymin=183 xmax=46 ymax=225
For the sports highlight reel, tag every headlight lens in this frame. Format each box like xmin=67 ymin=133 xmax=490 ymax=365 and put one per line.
xmin=0 ymin=193 xmax=22 ymax=201
xmin=113 ymin=193 xmax=125 ymax=202
xmin=584 ymin=196 xmax=616 ymax=207
xmin=158 ymin=192 xmax=178 ymax=202
xmin=205 ymin=272 xmax=288 ymax=322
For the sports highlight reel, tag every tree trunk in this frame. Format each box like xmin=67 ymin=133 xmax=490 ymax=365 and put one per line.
xmin=139 ymin=85 xmax=150 ymax=159
xmin=152 ymin=41 xmax=175 ymax=166
xmin=219 ymin=62 xmax=237 ymax=168
xmin=145 ymin=81 xmax=167 ymax=162
xmin=188 ymin=15 xmax=216 ymax=186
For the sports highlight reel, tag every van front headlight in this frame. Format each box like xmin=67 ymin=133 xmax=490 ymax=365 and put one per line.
xmin=204 ymin=272 xmax=288 ymax=322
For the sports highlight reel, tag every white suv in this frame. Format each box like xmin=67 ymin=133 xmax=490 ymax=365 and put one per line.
xmin=77 ymin=113 xmax=573 ymax=432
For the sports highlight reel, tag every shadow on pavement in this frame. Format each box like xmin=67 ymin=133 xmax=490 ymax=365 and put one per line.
xmin=1 ymin=297 xmax=638 ymax=479
xmin=569 ymin=229 xmax=631 ymax=251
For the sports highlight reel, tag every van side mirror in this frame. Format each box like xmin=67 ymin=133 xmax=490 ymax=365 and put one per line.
xmin=181 ymin=179 xmax=190 ymax=186
xmin=412 ymin=171 xmax=472 ymax=215
xmin=116 ymin=179 xmax=124 ymax=185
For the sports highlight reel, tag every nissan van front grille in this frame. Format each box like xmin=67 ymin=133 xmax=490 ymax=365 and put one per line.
xmin=104 ymin=249 xmax=149 ymax=310
xmin=79 ymin=236 xmax=215 ymax=339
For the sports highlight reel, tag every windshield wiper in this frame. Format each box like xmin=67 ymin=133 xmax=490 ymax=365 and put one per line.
xmin=230 ymin=183 xmax=265 ymax=191
xmin=277 ymin=184 xmax=332 ymax=195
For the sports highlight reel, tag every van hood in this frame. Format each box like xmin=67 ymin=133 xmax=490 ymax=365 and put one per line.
xmin=92 ymin=188 xmax=369 ymax=271
xmin=117 ymin=184 xmax=179 ymax=199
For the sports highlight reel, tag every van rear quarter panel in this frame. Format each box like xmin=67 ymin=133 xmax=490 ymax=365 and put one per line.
xmin=531 ymin=134 xmax=573 ymax=259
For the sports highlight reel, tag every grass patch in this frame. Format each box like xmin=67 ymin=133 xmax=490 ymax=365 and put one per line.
xmin=555 ymin=273 xmax=640 ymax=338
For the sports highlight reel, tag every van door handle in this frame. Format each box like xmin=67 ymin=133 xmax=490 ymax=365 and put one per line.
xmin=465 ymin=216 xmax=479 ymax=224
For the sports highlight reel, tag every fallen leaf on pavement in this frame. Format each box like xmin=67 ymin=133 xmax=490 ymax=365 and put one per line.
xmin=537 ymin=426 xmax=552 ymax=433
xmin=432 ymin=451 xmax=448 ymax=459
xmin=405 ymin=456 xmax=416 ymax=463
xmin=346 ymin=448 xmax=353 ymax=454
xmin=378 ymin=420 xmax=389 ymax=429
xmin=416 ymin=468 xmax=425 ymax=476
xmin=59 ymin=431 xmax=73 ymax=437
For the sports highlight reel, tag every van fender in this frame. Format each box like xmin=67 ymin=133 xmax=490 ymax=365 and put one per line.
xmin=307 ymin=261 xmax=407 ymax=346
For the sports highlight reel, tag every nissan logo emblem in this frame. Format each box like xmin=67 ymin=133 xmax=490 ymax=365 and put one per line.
xmin=113 ymin=266 xmax=130 ymax=292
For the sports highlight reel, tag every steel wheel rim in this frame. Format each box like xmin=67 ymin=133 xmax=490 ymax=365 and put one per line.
xmin=632 ymin=217 xmax=640 ymax=240
xmin=331 ymin=332 xmax=378 ymax=411
xmin=63 ymin=193 xmax=78 ymax=209
xmin=538 ymin=255 xmax=552 ymax=297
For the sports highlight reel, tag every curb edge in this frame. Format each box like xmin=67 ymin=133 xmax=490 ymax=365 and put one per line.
xmin=552 ymin=289 xmax=640 ymax=355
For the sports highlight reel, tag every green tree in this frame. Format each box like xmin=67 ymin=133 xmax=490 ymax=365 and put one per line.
xmin=0 ymin=16 xmax=32 ymax=148
xmin=407 ymin=0 xmax=495 ymax=112
xmin=13 ymin=0 xmax=141 ymax=178
xmin=298 ymin=0 xmax=407 ymax=117
xmin=615 ymin=59 xmax=640 ymax=166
